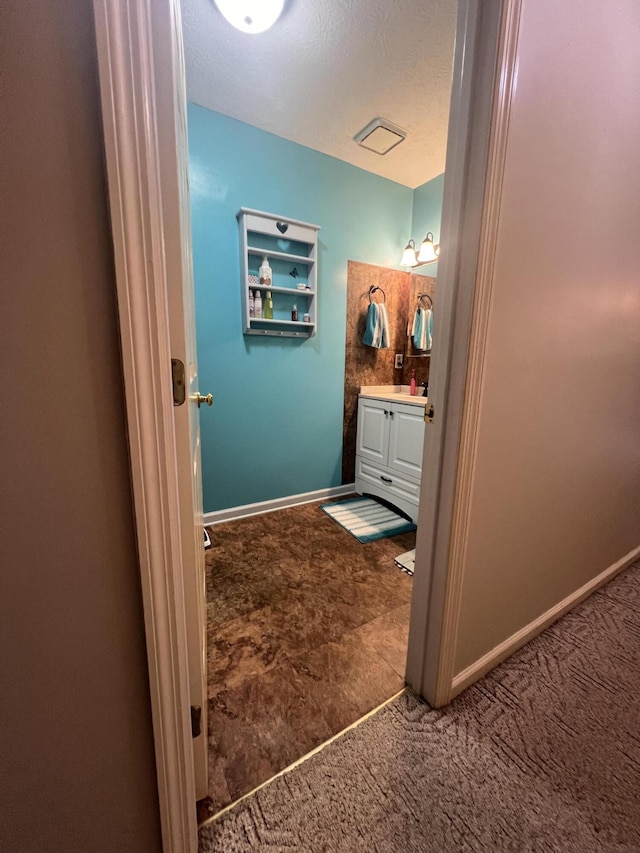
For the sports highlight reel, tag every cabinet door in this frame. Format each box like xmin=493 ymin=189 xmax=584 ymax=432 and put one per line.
xmin=356 ymin=398 xmax=389 ymax=464
xmin=388 ymin=402 xmax=425 ymax=479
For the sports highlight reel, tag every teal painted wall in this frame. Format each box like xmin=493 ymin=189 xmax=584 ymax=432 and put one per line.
xmin=188 ymin=103 xmax=413 ymax=512
xmin=411 ymin=172 xmax=445 ymax=277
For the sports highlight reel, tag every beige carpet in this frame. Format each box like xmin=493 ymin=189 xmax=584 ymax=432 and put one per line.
xmin=199 ymin=561 xmax=640 ymax=852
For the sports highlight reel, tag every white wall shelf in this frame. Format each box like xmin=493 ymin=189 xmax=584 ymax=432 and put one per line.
xmin=238 ymin=208 xmax=320 ymax=338
xmin=249 ymin=284 xmax=315 ymax=297
xmin=247 ymin=246 xmax=316 ymax=266
xmin=250 ymin=318 xmax=315 ymax=327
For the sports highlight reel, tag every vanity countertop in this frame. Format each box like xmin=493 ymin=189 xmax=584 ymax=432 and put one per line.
xmin=359 ymin=385 xmax=428 ymax=407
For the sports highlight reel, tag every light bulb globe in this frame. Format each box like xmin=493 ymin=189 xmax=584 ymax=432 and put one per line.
xmin=417 ymin=233 xmax=437 ymax=263
xmin=401 ymin=240 xmax=418 ymax=267
xmin=214 ymin=0 xmax=285 ymax=34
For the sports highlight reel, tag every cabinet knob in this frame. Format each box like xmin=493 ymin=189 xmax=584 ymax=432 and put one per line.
xmin=380 ymin=475 xmax=393 ymax=483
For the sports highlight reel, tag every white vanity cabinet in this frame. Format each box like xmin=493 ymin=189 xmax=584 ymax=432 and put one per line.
xmin=355 ymin=395 xmax=426 ymax=523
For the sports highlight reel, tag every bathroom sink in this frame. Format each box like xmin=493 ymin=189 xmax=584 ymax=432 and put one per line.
xmin=359 ymin=385 xmax=427 ymax=406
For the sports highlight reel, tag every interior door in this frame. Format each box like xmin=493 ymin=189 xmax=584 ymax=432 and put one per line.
xmin=153 ymin=8 xmax=209 ymax=799
xmin=169 ymin=274 xmax=209 ymax=803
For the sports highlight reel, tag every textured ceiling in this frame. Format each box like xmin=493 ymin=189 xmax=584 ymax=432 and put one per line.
xmin=182 ymin=0 xmax=457 ymax=188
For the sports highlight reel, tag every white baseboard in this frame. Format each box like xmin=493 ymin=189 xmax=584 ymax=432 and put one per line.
xmin=450 ymin=543 xmax=640 ymax=699
xmin=203 ymin=484 xmax=356 ymax=527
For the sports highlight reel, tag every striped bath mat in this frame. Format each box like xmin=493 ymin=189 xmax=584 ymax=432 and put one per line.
xmin=320 ymin=496 xmax=416 ymax=543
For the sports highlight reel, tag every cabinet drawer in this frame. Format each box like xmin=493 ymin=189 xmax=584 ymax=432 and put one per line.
xmin=244 ymin=214 xmax=317 ymax=246
xmin=355 ymin=457 xmax=420 ymax=503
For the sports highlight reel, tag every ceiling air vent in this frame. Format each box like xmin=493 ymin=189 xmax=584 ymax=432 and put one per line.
xmin=354 ymin=118 xmax=407 ymax=155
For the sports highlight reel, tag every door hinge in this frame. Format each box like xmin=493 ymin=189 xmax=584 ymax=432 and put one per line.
xmin=171 ymin=358 xmax=186 ymax=406
xmin=424 ymin=403 xmax=435 ymax=423
xmin=190 ymin=704 xmax=202 ymax=738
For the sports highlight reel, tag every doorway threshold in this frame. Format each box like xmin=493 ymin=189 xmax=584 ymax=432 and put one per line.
xmin=197 ymin=687 xmax=406 ymax=830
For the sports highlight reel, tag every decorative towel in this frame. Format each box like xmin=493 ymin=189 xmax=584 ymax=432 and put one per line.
xmin=363 ymin=302 xmax=379 ymax=347
xmin=424 ymin=308 xmax=433 ymax=350
xmin=363 ymin=301 xmax=390 ymax=349
xmin=378 ymin=302 xmax=390 ymax=349
xmin=410 ymin=307 xmax=433 ymax=351
xmin=410 ymin=308 xmax=420 ymax=348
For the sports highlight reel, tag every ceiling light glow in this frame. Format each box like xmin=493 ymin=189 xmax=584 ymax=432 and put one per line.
xmin=213 ymin=0 xmax=285 ymax=34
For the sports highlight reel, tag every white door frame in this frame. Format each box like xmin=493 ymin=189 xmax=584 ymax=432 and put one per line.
xmin=93 ymin=1 xmax=198 ymax=851
xmin=407 ymin=0 xmax=510 ymax=707
xmin=93 ymin=0 xmax=509 ymax=849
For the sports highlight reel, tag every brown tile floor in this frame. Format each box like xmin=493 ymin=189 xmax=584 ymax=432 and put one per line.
xmin=197 ymin=498 xmax=415 ymax=821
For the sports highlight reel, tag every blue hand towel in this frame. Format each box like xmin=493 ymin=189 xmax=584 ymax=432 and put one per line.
xmin=363 ymin=302 xmax=379 ymax=347
xmin=411 ymin=307 xmax=433 ymax=351
xmin=411 ymin=308 xmax=424 ymax=350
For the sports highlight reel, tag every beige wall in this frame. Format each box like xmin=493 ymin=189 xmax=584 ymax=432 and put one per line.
xmin=0 ymin=1 xmax=162 ymax=849
xmin=454 ymin=0 xmax=640 ymax=675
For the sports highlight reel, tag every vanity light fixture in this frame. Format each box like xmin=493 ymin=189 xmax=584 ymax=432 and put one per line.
xmin=213 ymin=0 xmax=285 ymax=34
xmin=401 ymin=240 xmax=419 ymax=267
xmin=401 ymin=232 xmax=441 ymax=267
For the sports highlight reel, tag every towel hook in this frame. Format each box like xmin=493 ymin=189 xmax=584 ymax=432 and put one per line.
xmin=418 ymin=292 xmax=433 ymax=309
xmin=368 ymin=285 xmax=386 ymax=303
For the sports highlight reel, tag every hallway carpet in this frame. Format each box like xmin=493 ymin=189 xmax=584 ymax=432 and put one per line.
xmin=199 ymin=560 xmax=640 ymax=852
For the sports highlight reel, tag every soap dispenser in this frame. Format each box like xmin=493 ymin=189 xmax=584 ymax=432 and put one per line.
xmin=410 ymin=369 xmax=417 ymax=396
xmin=259 ymin=256 xmax=272 ymax=287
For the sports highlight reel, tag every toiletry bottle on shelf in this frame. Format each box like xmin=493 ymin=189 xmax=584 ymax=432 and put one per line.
xmin=249 ymin=290 xmax=255 ymax=318
xmin=254 ymin=290 xmax=262 ymax=319
xmin=410 ymin=369 xmax=417 ymax=396
xmin=259 ymin=256 xmax=272 ymax=286
xmin=291 ymin=304 xmax=298 ymax=321
xmin=264 ymin=291 xmax=273 ymax=320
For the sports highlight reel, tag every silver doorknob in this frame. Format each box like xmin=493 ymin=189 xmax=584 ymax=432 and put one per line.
xmin=195 ymin=392 xmax=213 ymax=408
